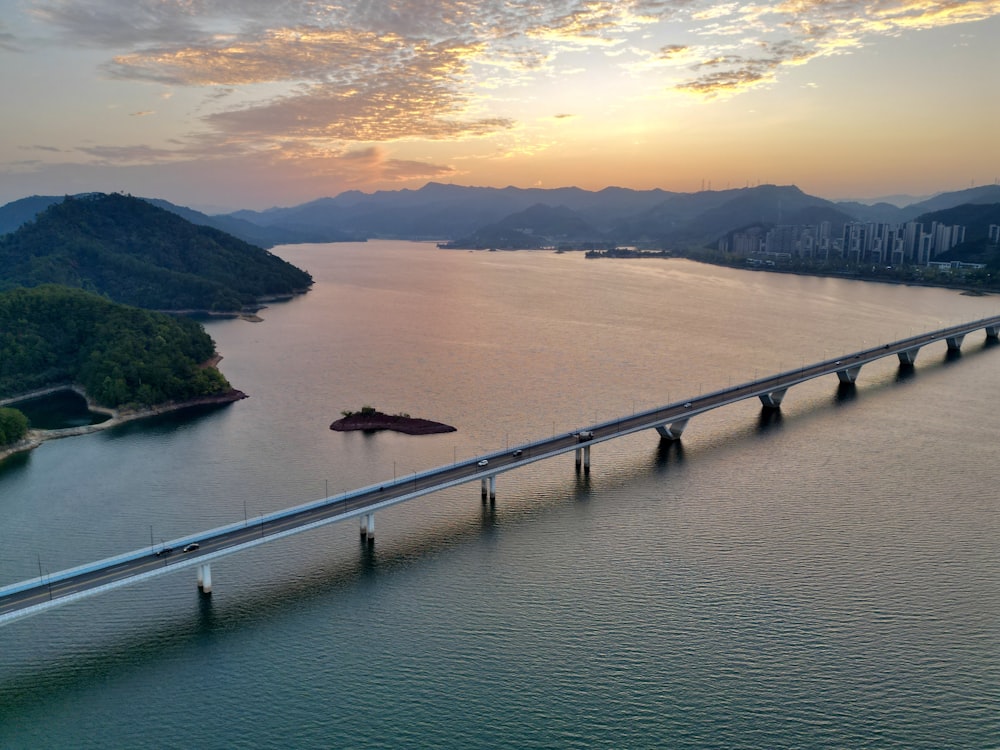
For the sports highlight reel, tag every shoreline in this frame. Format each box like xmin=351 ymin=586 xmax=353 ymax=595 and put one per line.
xmin=0 ymin=387 xmax=247 ymax=463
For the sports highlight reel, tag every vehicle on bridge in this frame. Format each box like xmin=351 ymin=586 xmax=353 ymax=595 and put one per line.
xmin=576 ymin=431 xmax=594 ymax=442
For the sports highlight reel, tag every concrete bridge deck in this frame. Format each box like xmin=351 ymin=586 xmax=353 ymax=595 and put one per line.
xmin=2 ymin=315 xmax=998 ymax=626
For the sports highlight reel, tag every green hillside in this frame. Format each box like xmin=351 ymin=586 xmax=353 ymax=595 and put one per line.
xmin=0 ymin=285 xmax=234 ymax=408
xmin=0 ymin=193 xmax=312 ymax=312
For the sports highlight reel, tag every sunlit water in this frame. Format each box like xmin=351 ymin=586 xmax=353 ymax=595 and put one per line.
xmin=1 ymin=242 xmax=998 ymax=749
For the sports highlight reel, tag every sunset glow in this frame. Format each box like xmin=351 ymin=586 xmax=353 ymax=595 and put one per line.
xmin=1 ymin=0 xmax=997 ymax=209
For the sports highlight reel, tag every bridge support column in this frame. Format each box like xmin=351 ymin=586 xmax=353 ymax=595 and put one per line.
xmin=489 ymin=475 xmax=496 ymax=503
xmin=197 ymin=564 xmax=212 ymax=594
xmin=946 ymin=334 xmax=965 ymax=351
xmin=360 ymin=514 xmax=368 ymax=537
xmin=481 ymin=477 xmax=488 ymax=503
xmin=836 ymin=366 xmax=862 ymax=384
xmin=366 ymin=513 xmax=375 ymax=540
xmin=655 ymin=419 xmax=688 ymax=441
xmin=898 ymin=348 xmax=920 ymax=365
xmin=583 ymin=446 xmax=590 ymax=475
xmin=574 ymin=448 xmax=582 ymax=470
xmin=758 ymin=389 xmax=787 ymax=409
xmin=986 ymin=325 xmax=999 ymax=340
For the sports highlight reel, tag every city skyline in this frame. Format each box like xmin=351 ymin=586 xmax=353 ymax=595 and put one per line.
xmin=1 ymin=0 xmax=998 ymax=211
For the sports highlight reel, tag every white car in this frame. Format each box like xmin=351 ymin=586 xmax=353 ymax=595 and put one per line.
xmin=477 ymin=459 xmax=489 ymax=467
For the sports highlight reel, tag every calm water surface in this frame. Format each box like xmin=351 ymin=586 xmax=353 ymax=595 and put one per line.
xmin=1 ymin=242 xmax=998 ymax=748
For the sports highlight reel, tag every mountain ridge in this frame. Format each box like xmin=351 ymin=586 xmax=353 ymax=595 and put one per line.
xmin=3 ymin=183 xmax=998 ymax=251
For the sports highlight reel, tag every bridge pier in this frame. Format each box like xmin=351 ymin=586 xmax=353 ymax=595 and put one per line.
xmin=481 ymin=476 xmax=496 ymax=504
xmin=654 ymin=419 xmax=688 ymax=441
xmin=836 ymin=366 xmax=862 ymax=384
xmin=946 ymin=334 xmax=965 ymax=351
xmin=898 ymin=347 xmax=920 ymax=365
xmin=986 ymin=325 xmax=999 ymax=340
xmin=583 ymin=446 xmax=590 ymax=475
xmin=197 ymin=564 xmax=212 ymax=594
xmin=360 ymin=513 xmax=376 ymax=538
xmin=758 ymin=389 xmax=787 ymax=409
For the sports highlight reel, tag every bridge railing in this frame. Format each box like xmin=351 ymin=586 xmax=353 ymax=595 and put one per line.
xmin=5 ymin=314 xmax=1000 ymax=600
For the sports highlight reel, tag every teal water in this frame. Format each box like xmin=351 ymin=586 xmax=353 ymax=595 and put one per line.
xmin=1 ymin=243 xmax=998 ymax=748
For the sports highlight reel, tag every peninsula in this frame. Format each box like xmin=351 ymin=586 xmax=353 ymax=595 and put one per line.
xmin=330 ymin=407 xmax=456 ymax=435
xmin=0 ymin=285 xmax=245 ymax=461
xmin=0 ymin=386 xmax=246 ymax=463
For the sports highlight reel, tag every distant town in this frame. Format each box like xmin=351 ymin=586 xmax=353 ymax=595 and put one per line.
xmin=722 ymin=219 xmax=1000 ymax=272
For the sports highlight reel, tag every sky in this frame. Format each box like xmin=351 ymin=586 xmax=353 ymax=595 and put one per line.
xmin=1 ymin=0 xmax=998 ymax=212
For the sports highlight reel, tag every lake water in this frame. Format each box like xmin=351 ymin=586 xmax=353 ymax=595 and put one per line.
xmin=1 ymin=242 xmax=998 ymax=749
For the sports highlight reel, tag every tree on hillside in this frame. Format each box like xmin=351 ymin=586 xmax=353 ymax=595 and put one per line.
xmin=0 ymin=407 xmax=29 ymax=446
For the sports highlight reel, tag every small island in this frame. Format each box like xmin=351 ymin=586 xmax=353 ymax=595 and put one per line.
xmin=330 ymin=406 xmax=456 ymax=435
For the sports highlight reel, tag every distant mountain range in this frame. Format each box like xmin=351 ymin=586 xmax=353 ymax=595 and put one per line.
xmin=2 ymin=183 xmax=999 ymax=251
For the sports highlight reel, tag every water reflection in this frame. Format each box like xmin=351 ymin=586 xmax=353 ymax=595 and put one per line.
xmin=0 ymin=449 xmax=32 ymax=474
xmin=6 ymin=390 xmax=109 ymax=430
xmin=196 ymin=589 xmax=215 ymax=633
xmin=834 ymin=382 xmax=858 ymax=404
xmin=654 ymin=438 xmax=684 ymax=470
xmin=756 ymin=407 xmax=784 ymax=433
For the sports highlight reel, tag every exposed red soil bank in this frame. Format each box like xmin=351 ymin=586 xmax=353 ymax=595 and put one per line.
xmin=330 ymin=411 xmax=456 ymax=435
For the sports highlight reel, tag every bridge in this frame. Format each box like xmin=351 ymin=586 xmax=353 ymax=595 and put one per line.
xmin=2 ymin=315 xmax=999 ymax=627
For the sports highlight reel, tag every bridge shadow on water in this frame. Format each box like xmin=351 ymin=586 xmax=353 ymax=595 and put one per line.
xmin=0 ymin=477 xmax=610 ymax=705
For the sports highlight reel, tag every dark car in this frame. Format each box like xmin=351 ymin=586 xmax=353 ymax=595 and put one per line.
xmin=512 ymin=449 xmax=523 ymax=457
xmin=154 ymin=547 xmax=173 ymax=557
xmin=182 ymin=543 xmax=200 ymax=553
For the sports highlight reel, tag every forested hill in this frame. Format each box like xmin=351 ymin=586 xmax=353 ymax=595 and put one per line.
xmin=0 ymin=193 xmax=312 ymax=312
xmin=0 ymin=285 xmax=236 ymax=408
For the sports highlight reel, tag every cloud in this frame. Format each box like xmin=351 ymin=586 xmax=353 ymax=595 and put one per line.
xmin=22 ymin=145 xmax=67 ymax=153
xmin=22 ymin=0 xmax=1000 ymax=165
xmin=76 ymin=143 xmax=210 ymax=164
xmin=204 ymin=81 xmax=515 ymax=142
xmin=0 ymin=21 xmax=21 ymax=52
xmin=672 ymin=0 xmax=1000 ymax=97
xmin=332 ymin=146 xmax=458 ymax=183
xmin=30 ymin=0 xmax=206 ymax=47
